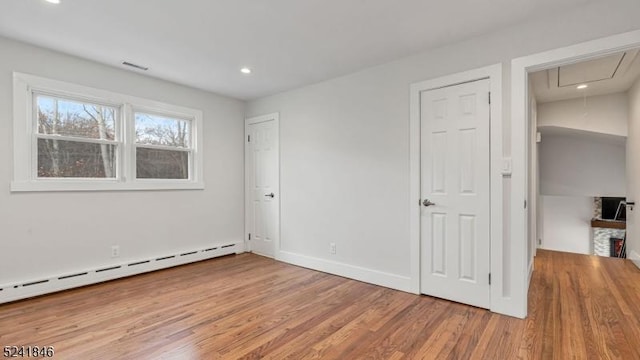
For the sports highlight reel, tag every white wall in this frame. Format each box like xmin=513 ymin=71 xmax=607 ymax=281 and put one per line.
xmin=536 ymin=94 xmax=628 ymax=256
xmin=0 ymin=36 xmax=246 ymax=285
xmin=539 ymin=134 xmax=626 ymax=197
xmin=627 ymin=76 xmax=640 ymax=268
xmin=541 ymin=196 xmax=593 ymax=254
xmin=538 ymin=93 xmax=629 ymax=137
xmin=247 ymin=0 xmax=640 ymax=316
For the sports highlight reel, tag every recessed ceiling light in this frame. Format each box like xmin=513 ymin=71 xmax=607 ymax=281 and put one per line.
xmin=577 ymin=84 xmax=588 ymax=90
xmin=44 ymin=0 xmax=61 ymax=4
xmin=240 ymin=67 xmax=252 ymax=75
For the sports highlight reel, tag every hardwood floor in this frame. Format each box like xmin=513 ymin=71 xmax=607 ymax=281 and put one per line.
xmin=1 ymin=250 xmax=639 ymax=359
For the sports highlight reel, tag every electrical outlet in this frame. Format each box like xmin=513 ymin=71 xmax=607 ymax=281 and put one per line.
xmin=111 ymin=245 xmax=120 ymax=258
xmin=329 ymin=242 xmax=336 ymax=255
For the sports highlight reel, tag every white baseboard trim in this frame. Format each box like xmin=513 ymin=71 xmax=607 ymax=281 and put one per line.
xmin=276 ymin=250 xmax=414 ymax=293
xmin=630 ymin=250 xmax=640 ymax=270
xmin=0 ymin=240 xmax=244 ymax=304
xmin=528 ymin=259 xmax=534 ymax=284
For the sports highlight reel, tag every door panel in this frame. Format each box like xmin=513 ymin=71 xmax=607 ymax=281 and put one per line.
xmin=420 ymin=79 xmax=491 ymax=309
xmin=459 ymin=214 xmax=476 ymax=281
xmin=431 ymin=212 xmax=447 ymax=275
xmin=459 ymin=129 xmax=476 ymax=193
xmin=431 ymin=131 xmax=447 ymax=193
xmin=247 ymin=118 xmax=278 ymax=257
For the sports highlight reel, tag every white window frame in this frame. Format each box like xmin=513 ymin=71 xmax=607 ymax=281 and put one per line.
xmin=31 ymin=91 xmax=123 ymax=181
xmin=12 ymin=72 xmax=205 ymax=192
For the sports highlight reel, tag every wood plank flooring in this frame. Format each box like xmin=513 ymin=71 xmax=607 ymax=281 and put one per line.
xmin=1 ymin=249 xmax=639 ymax=359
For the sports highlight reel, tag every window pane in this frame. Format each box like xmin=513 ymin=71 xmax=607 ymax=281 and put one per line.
xmin=37 ymin=139 xmax=116 ymax=178
xmin=135 ymin=113 xmax=190 ymax=147
xmin=36 ymin=95 xmax=116 ymax=140
xmin=136 ymin=148 xmax=189 ymax=179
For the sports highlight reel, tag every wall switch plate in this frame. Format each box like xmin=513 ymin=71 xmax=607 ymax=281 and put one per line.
xmin=502 ymin=157 xmax=512 ymax=176
xmin=329 ymin=242 xmax=336 ymax=255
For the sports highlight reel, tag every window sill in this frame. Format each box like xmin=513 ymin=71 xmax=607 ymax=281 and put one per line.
xmin=10 ymin=180 xmax=205 ymax=192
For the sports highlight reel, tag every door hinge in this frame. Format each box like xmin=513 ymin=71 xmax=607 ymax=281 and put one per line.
xmin=247 ymin=135 xmax=251 ymax=142
xmin=524 ymin=200 xmax=527 ymax=209
xmin=489 ymin=273 xmax=491 ymax=285
xmin=488 ymin=92 xmax=491 ymax=105
xmin=248 ymin=233 xmax=251 ymax=240
xmin=418 ymin=198 xmax=422 ymax=206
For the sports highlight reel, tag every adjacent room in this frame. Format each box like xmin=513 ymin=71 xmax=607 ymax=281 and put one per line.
xmin=529 ymin=49 xmax=640 ymax=258
xmin=1 ymin=0 xmax=640 ymax=359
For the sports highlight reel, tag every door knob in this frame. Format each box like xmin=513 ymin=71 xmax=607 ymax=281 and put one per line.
xmin=422 ymin=199 xmax=435 ymax=207
xmin=265 ymin=193 xmax=275 ymax=198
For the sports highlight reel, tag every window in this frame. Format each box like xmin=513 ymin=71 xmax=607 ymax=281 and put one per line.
xmin=12 ymin=73 xmax=204 ymax=191
xmin=35 ymin=95 xmax=119 ymax=179
xmin=134 ymin=112 xmax=191 ymax=180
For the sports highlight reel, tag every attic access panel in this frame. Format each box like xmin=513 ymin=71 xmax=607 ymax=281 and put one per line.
xmin=557 ymin=52 xmax=625 ymax=87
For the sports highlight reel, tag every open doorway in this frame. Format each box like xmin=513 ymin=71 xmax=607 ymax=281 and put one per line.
xmin=511 ymin=29 xmax=640 ymax=319
xmin=528 ymin=49 xmax=640 ymax=259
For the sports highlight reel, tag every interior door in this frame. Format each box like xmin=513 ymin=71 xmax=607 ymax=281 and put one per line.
xmin=246 ymin=116 xmax=279 ymax=257
xmin=420 ymin=79 xmax=491 ymax=309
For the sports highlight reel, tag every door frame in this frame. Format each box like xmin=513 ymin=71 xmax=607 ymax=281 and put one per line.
xmin=511 ymin=29 xmax=640 ymax=318
xmin=410 ymin=64 xmax=505 ymax=314
xmin=244 ymin=112 xmax=280 ymax=258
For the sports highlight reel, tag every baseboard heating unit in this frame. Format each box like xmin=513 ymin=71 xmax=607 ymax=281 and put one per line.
xmin=0 ymin=242 xmax=242 ymax=304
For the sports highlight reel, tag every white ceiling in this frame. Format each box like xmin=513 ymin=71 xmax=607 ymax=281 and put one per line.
xmin=530 ymin=49 xmax=640 ymax=103
xmin=0 ymin=0 xmax=594 ymax=100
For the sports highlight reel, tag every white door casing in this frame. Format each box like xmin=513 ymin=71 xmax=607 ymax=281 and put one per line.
xmin=245 ymin=113 xmax=280 ymax=258
xmin=511 ymin=30 xmax=640 ymax=317
xmin=420 ymin=79 xmax=491 ymax=309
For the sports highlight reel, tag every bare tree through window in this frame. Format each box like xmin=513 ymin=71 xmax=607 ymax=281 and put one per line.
xmin=135 ymin=113 xmax=191 ymax=179
xmin=36 ymin=96 xmax=116 ymax=178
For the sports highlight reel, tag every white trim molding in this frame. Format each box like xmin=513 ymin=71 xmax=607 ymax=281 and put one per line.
xmin=630 ymin=250 xmax=640 ymax=270
xmin=529 ymin=259 xmax=535 ymax=284
xmin=277 ymin=251 xmax=414 ymax=292
xmin=409 ymin=64 xmax=507 ymax=315
xmin=511 ymin=29 xmax=640 ymax=318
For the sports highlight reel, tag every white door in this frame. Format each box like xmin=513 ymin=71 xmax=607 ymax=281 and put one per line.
xmin=420 ymin=79 xmax=491 ymax=308
xmin=245 ymin=114 xmax=279 ymax=258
